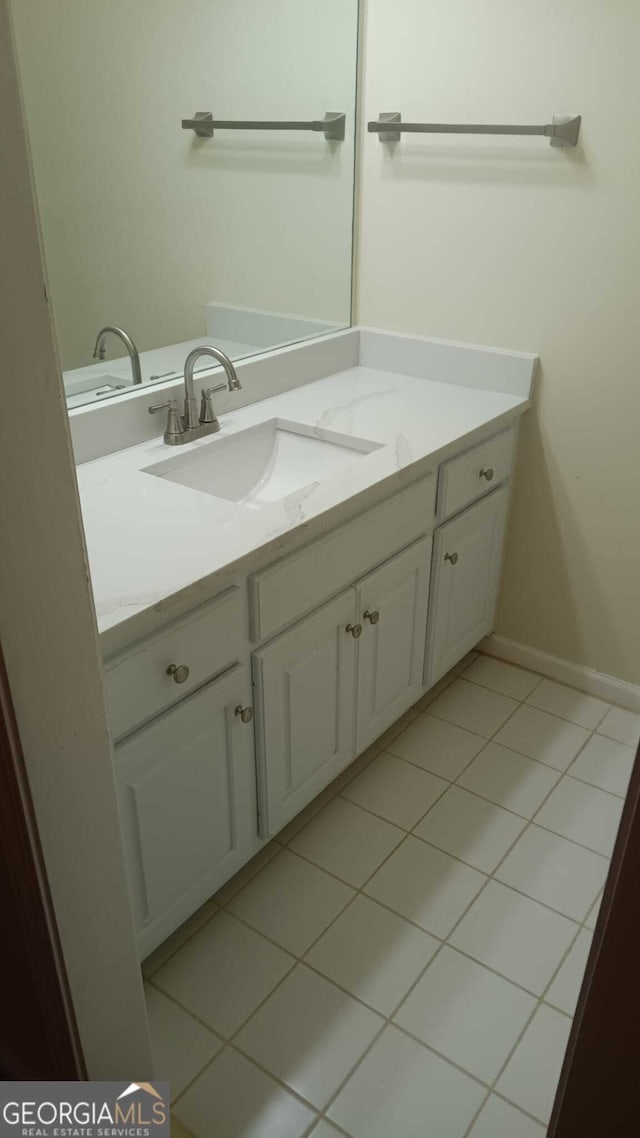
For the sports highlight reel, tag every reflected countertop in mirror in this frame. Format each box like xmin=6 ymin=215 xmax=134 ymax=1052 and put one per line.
xmin=10 ymin=0 xmax=359 ymax=408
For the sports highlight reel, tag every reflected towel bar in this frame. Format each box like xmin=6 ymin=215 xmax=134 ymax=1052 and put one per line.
xmin=368 ymin=112 xmax=581 ymax=147
xmin=182 ymin=110 xmax=345 ymax=141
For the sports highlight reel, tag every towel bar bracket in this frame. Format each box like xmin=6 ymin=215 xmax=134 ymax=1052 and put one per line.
xmin=547 ymin=114 xmax=582 ymax=148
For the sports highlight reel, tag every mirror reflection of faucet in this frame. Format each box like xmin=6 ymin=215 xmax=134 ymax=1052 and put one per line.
xmin=93 ymin=326 xmax=143 ymax=386
xmin=148 ymin=346 xmax=242 ymax=446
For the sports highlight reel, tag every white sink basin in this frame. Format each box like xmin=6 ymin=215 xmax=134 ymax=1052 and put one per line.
xmin=143 ymin=417 xmax=383 ymax=509
xmin=64 ymin=374 xmax=129 ymax=408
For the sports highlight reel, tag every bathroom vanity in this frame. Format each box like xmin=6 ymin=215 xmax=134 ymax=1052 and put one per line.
xmin=73 ymin=328 xmax=537 ymax=957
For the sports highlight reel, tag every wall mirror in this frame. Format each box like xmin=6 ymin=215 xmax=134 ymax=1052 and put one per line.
xmin=10 ymin=0 xmax=359 ymax=409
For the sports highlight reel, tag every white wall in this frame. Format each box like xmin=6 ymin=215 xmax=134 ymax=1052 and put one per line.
xmin=10 ymin=0 xmax=358 ymax=368
xmin=358 ymin=0 xmax=640 ymax=686
xmin=1 ymin=0 xmax=152 ymax=1077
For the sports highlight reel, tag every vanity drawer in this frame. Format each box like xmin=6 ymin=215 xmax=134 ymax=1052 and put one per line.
xmin=437 ymin=427 xmax=515 ymax=520
xmin=249 ymin=473 xmax=436 ymax=642
xmin=104 ymin=587 xmax=244 ymax=741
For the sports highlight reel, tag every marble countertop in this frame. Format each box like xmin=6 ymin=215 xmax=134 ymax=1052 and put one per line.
xmin=76 ymin=362 xmax=531 ymax=652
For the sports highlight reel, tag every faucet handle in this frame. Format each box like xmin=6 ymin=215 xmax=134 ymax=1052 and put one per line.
xmin=148 ymin=399 xmax=185 ymax=444
xmin=200 ymin=388 xmax=222 ymax=430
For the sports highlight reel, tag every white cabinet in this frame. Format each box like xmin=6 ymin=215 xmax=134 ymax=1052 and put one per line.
xmin=253 ymin=537 xmax=433 ymax=836
xmin=252 ymin=591 xmax=358 ymax=836
xmin=104 ymin=587 xmax=243 ymax=742
xmin=425 ymin=486 xmax=509 ymax=686
xmin=107 ymin=427 xmax=518 ymax=950
xmin=116 ymin=664 xmax=256 ymax=955
xmin=249 ymin=474 xmax=436 ymax=642
xmin=355 ymin=536 xmax=432 ymax=752
xmin=437 ymin=427 xmax=515 ymax=520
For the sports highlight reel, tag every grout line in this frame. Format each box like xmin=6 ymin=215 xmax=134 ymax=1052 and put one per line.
xmin=597 ymin=726 xmax=640 ymax=746
xmin=341 ymin=753 xmax=528 ymax=822
xmin=526 ymin=690 xmax=611 ymax=731
xmin=286 ymin=704 xmax=592 ymax=1130
xmin=379 ymin=741 xmax=484 ymax=780
xmin=234 ymin=1018 xmax=388 ymax=1128
xmin=142 ymin=904 xmax=221 ymax=980
xmin=159 ymin=783 xmax=578 ymax=1120
xmin=154 ymin=687 xmax=608 ymax=1021
xmin=296 ymin=778 xmax=571 ymax=1131
xmin=490 ymin=1089 xmax=555 ymax=1130
xmin=340 ymin=774 xmax=450 ymax=832
xmin=145 ymin=739 xmax=387 ymax=979
xmin=152 ymin=660 xmax=617 ymax=1129
xmin=294 ymin=930 xmax=497 ymax=1132
xmin=526 ymin=815 xmax=617 ymax=859
xmin=480 ymin=654 xmax=636 ymax=722
xmin=407 ymin=833 xmax=600 ymax=922
xmin=430 ymin=673 xmax=618 ymax=775
xmin=462 ymin=661 xmax=613 ymax=729
xmin=440 ymin=698 xmax=622 ymax=857
xmin=562 ymin=763 xmax=630 ymax=799
xmin=151 ymin=660 xmax=608 ymax=982
xmin=168 ymin=1042 xmax=231 ymax=1114
xmin=301 ymin=1116 xmax=352 ymax=1138
xmin=557 ymin=769 xmax=626 ymax=804
xmin=172 ymin=1038 xmax=325 ymax=1123
xmin=286 ymin=825 xmax=405 ymax=881
xmin=451 ymin=726 xmax=616 ymax=1132
xmin=459 ymin=663 xmax=545 ymax=703
xmin=427 ymin=673 xmax=540 ymax=744
xmin=330 ymin=708 xmax=614 ymax=866
xmin=337 ymin=697 xmax=610 ymax=836
xmin=384 ymin=727 xmax=571 ymax=778
xmin=223 ymin=865 xmax=558 ymax=1002
xmin=457 ymin=979 xmax=569 ymax=1133
xmin=358 ymin=686 xmax=613 ymax=1131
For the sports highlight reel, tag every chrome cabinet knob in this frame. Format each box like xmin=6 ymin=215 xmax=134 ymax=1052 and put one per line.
xmin=346 ymin=623 xmax=363 ymax=639
xmin=479 ymin=467 xmax=494 ymax=481
xmin=235 ymin=705 xmax=254 ymax=724
xmin=444 ymin=552 xmax=459 ymax=565
xmin=167 ymin=663 xmax=190 ymax=684
xmin=363 ymin=609 xmax=380 ymax=625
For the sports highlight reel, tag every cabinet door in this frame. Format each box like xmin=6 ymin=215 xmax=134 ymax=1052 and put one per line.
xmin=116 ymin=664 xmax=256 ymax=956
xmin=253 ymin=590 xmax=358 ymax=837
xmin=355 ymin=536 xmax=432 ymax=753
xmin=425 ymin=485 xmax=509 ymax=686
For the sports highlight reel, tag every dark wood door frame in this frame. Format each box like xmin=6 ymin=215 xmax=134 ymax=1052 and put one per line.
xmin=0 ymin=641 xmax=85 ymax=1080
xmin=549 ymin=736 xmax=640 ymax=1135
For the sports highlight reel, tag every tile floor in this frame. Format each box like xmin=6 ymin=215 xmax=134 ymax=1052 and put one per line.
xmin=143 ymin=653 xmax=638 ymax=1138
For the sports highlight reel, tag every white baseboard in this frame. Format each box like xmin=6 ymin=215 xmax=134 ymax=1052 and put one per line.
xmin=480 ymin=635 xmax=640 ymax=714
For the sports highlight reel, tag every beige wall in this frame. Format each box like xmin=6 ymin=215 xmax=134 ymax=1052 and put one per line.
xmin=11 ymin=0 xmax=358 ymax=368
xmin=357 ymin=0 xmax=640 ymax=685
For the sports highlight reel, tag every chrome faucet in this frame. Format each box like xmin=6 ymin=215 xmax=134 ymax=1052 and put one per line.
xmin=148 ymin=345 xmax=242 ymax=446
xmin=93 ymin=325 xmax=142 ymax=386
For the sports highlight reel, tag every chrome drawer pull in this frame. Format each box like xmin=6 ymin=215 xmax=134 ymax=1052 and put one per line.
xmin=166 ymin=663 xmax=190 ymax=684
xmin=444 ymin=552 xmax=459 ymax=565
xmin=479 ymin=467 xmax=494 ymax=481
xmin=235 ymin=705 xmax=254 ymax=724
xmin=363 ymin=609 xmax=380 ymax=625
xmin=346 ymin=623 xmax=363 ymax=639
